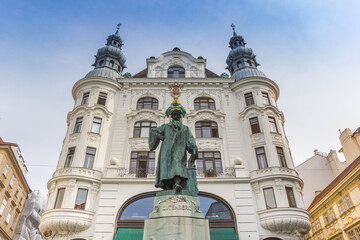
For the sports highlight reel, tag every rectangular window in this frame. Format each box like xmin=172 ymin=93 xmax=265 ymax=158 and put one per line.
xmin=73 ymin=117 xmax=83 ymax=133
xmin=244 ymin=92 xmax=255 ymax=106
xmin=130 ymin=152 xmax=156 ymax=178
xmin=0 ymin=198 xmax=7 ymax=215
xmin=64 ymin=147 xmax=75 ymax=168
xmin=3 ymin=163 xmax=9 ymax=177
xmin=9 ymin=175 xmax=15 ymax=188
xmin=277 ymin=147 xmax=287 ymax=168
xmin=11 ymin=214 xmax=18 ymax=229
xmin=285 ymin=187 xmax=297 ymax=207
xmin=249 ymin=117 xmax=261 ymax=134
xmin=263 ymin=187 xmax=277 ymax=209
xmin=269 ymin=117 xmax=278 ymax=133
xmin=347 ymin=226 xmax=360 ymax=240
xmin=97 ymin=92 xmax=107 ymax=106
xmin=255 ymin=147 xmax=268 ymax=169
xmin=262 ymin=92 xmax=271 ymax=105
xmin=74 ymin=189 xmax=88 ymax=210
xmin=323 ymin=207 xmax=336 ymax=225
xmin=83 ymin=147 xmax=96 ymax=169
xmin=337 ymin=194 xmax=354 ymax=215
xmin=81 ymin=92 xmax=90 ymax=105
xmin=91 ymin=117 xmax=102 ymax=134
xmin=196 ymin=152 xmax=222 ymax=175
xmin=15 ymin=186 xmax=21 ymax=198
xmin=312 ymin=218 xmax=322 ymax=233
xmin=54 ymin=188 xmax=65 ymax=209
xmin=6 ymin=207 xmax=13 ymax=223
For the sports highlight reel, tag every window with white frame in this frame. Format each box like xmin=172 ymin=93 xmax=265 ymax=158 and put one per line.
xmin=244 ymin=92 xmax=255 ymax=106
xmin=323 ymin=207 xmax=336 ymax=225
xmin=337 ymin=194 xmax=354 ymax=215
xmin=54 ymin=188 xmax=65 ymax=209
xmin=249 ymin=117 xmax=261 ymax=134
xmin=130 ymin=152 xmax=155 ymax=178
xmin=195 ymin=121 xmax=219 ymax=138
xmin=64 ymin=147 xmax=75 ymax=168
xmin=133 ymin=121 xmax=157 ymax=138
xmin=73 ymin=117 xmax=83 ymax=133
xmin=312 ymin=218 xmax=322 ymax=233
xmin=3 ymin=163 xmax=9 ymax=177
xmin=196 ymin=152 xmax=222 ymax=175
xmin=81 ymin=92 xmax=90 ymax=105
xmin=9 ymin=175 xmax=15 ymax=188
xmin=91 ymin=117 xmax=102 ymax=134
xmin=263 ymin=187 xmax=277 ymax=209
xmin=285 ymin=187 xmax=297 ymax=207
xmin=5 ymin=207 xmax=13 ymax=223
xmin=0 ymin=198 xmax=7 ymax=215
xmin=276 ymin=147 xmax=287 ymax=168
xmin=255 ymin=147 xmax=268 ymax=169
xmin=194 ymin=97 xmax=216 ymax=110
xmin=268 ymin=117 xmax=278 ymax=133
xmin=137 ymin=97 xmax=158 ymax=110
xmin=97 ymin=92 xmax=107 ymax=106
xmin=262 ymin=92 xmax=271 ymax=105
xmin=83 ymin=147 xmax=96 ymax=169
xmin=75 ymin=188 xmax=88 ymax=210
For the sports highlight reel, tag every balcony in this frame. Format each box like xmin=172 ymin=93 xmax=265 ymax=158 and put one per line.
xmin=258 ymin=207 xmax=311 ymax=236
xmin=52 ymin=167 xmax=102 ymax=182
xmin=40 ymin=208 xmax=94 ymax=237
xmin=250 ymin=167 xmax=301 ymax=183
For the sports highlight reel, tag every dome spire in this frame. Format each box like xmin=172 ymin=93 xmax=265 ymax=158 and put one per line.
xmin=231 ymin=23 xmax=236 ymax=36
xmin=115 ymin=23 xmax=121 ymax=35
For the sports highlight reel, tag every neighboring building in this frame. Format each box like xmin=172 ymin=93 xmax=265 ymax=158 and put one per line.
xmin=39 ymin=25 xmax=311 ymax=240
xmin=296 ymin=150 xmax=345 ymax=208
xmin=339 ymin=128 xmax=360 ymax=165
xmin=0 ymin=138 xmax=31 ymax=240
xmin=13 ymin=190 xmax=46 ymax=240
xmin=304 ymin=155 xmax=360 ymax=240
xmin=302 ymin=127 xmax=360 ymax=240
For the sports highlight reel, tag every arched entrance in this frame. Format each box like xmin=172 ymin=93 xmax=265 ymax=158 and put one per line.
xmin=114 ymin=191 xmax=238 ymax=240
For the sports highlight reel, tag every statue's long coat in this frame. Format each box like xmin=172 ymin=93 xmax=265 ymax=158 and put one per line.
xmin=149 ymin=121 xmax=198 ymax=189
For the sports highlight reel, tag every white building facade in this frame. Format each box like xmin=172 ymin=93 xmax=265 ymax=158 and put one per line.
xmin=39 ymin=26 xmax=311 ymax=240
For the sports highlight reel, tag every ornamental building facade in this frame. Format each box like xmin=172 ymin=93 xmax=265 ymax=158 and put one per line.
xmin=39 ymin=25 xmax=311 ymax=240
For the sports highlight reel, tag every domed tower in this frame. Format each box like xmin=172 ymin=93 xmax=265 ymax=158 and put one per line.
xmin=227 ymin=25 xmax=311 ymax=238
xmin=39 ymin=25 xmax=125 ymax=239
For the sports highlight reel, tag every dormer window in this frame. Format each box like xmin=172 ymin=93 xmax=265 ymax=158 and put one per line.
xmin=99 ymin=60 xmax=104 ymax=67
xmin=168 ymin=66 xmax=185 ymax=78
xmin=109 ymin=60 xmax=114 ymax=67
xmin=247 ymin=60 xmax=252 ymax=67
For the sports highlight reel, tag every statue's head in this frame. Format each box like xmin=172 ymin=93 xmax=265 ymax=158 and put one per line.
xmin=171 ymin=110 xmax=182 ymax=122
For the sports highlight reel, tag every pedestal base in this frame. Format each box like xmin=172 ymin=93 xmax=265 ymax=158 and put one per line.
xmin=143 ymin=194 xmax=210 ymax=240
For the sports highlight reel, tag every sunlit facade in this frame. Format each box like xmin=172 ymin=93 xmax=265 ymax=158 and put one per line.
xmin=39 ymin=26 xmax=311 ymax=240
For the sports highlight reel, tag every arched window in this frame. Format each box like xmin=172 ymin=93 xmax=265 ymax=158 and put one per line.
xmin=136 ymin=97 xmax=158 ymax=110
xmin=195 ymin=121 xmax=219 ymax=138
xmin=99 ymin=60 xmax=104 ymax=67
xmin=247 ymin=60 xmax=252 ymax=67
xmin=167 ymin=66 xmax=185 ymax=78
xmin=237 ymin=61 xmax=242 ymax=69
xmin=109 ymin=60 xmax=115 ymax=67
xmin=115 ymin=192 xmax=237 ymax=240
xmin=133 ymin=121 xmax=157 ymax=138
xmin=194 ymin=97 xmax=215 ymax=110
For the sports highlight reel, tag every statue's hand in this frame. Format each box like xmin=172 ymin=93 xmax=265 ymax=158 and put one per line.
xmin=159 ymin=135 xmax=165 ymax=140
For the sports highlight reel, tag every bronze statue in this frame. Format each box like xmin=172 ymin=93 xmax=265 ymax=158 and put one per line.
xmin=149 ymin=100 xmax=198 ymax=193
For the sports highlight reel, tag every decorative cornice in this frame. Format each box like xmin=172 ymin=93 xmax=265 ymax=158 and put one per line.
xmin=230 ymin=77 xmax=280 ymax=100
xmin=249 ymin=167 xmax=303 ymax=187
xmin=72 ymin=76 xmax=122 ymax=99
xmin=239 ymin=104 xmax=282 ymax=119
xmin=67 ymin=104 xmax=113 ymax=125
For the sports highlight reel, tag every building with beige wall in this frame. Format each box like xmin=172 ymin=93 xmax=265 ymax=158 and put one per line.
xmin=0 ymin=138 xmax=31 ymax=240
xmin=340 ymin=128 xmax=360 ymax=165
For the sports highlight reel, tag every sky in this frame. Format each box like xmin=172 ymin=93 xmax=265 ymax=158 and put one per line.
xmin=0 ymin=0 xmax=359 ymax=195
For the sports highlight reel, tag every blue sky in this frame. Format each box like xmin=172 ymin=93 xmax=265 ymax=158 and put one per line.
xmin=0 ymin=0 xmax=359 ymax=195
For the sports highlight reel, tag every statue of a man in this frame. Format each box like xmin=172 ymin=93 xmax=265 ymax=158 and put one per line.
xmin=149 ymin=101 xmax=198 ymax=193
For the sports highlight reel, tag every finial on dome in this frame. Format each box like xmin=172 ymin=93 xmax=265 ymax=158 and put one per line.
xmin=231 ymin=23 xmax=236 ymax=36
xmin=115 ymin=23 xmax=121 ymax=35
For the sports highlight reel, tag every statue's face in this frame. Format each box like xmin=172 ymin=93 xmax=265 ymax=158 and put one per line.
xmin=171 ymin=111 xmax=182 ymax=121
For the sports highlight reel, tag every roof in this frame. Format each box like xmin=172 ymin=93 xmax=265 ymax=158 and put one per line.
xmin=0 ymin=137 xmax=19 ymax=148
xmin=132 ymin=68 xmax=220 ymax=78
xmin=307 ymin=154 xmax=360 ymax=211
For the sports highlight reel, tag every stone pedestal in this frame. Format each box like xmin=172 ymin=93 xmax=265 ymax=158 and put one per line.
xmin=143 ymin=194 xmax=210 ymax=240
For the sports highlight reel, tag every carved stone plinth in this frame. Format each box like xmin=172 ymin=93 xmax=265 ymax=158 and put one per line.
xmin=143 ymin=194 xmax=210 ymax=240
